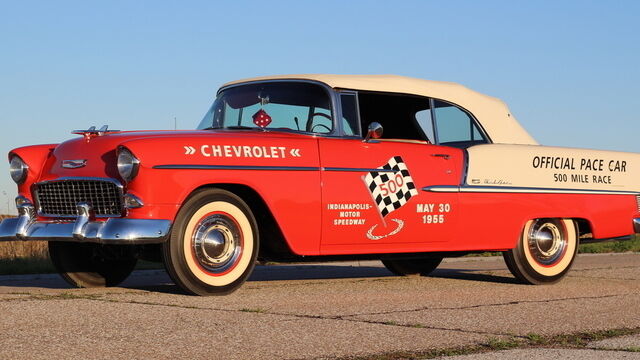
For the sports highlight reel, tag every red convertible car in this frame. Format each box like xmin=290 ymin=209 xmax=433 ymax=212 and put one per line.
xmin=1 ymin=75 xmax=639 ymax=295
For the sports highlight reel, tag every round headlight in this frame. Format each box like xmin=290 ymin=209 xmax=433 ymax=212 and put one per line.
xmin=117 ymin=148 xmax=140 ymax=182
xmin=9 ymin=156 xmax=29 ymax=184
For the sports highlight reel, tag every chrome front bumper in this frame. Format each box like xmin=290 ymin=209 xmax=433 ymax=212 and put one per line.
xmin=0 ymin=204 xmax=171 ymax=245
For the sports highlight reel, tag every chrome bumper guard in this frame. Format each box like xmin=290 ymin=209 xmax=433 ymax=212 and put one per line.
xmin=0 ymin=203 xmax=171 ymax=245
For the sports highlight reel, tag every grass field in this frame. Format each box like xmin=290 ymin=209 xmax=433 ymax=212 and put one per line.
xmin=0 ymin=214 xmax=638 ymax=275
xmin=0 ymin=215 xmax=50 ymax=275
xmin=579 ymin=236 xmax=640 ymax=253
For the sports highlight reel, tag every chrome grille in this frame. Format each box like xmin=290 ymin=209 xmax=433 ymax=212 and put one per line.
xmin=637 ymin=195 xmax=640 ymax=212
xmin=35 ymin=179 xmax=123 ymax=217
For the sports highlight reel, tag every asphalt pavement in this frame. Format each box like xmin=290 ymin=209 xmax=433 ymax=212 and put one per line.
xmin=0 ymin=253 xmax=638 ymax=359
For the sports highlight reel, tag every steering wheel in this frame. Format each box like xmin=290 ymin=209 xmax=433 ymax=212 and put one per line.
xmin=311 ymin=123 xmax=332 ymax=132
xmin=306 ymin=112 xmax=332 ymax=133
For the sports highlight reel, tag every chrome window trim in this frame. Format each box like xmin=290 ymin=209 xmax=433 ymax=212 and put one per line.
xmin=34 ymin=177 xmax=125 ymax=218
xmin=429 ymin=98 xmax=440 ymax=145
xmin=350 ymin=89 xmax=448 ymax=143
xmin=215 ymin=79 xmax=343 ymax=137
xmin=336 ymin=90 xmax=362 ymax=137
xmin=197 ymin=127 xmax=344 ymax=139
xmin=430 ymin=98 xmax=493 ymax=145
xmin=213 ymin=81 xmax=493 ymax=143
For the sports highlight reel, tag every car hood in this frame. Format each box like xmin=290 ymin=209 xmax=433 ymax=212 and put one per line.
xmin=39 ymin=129 xmax=315 ymax=182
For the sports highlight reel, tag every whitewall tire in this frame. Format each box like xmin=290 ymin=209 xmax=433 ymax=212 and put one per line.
xmin=163 ymin=188 xmax=259 ymax=295
xmin=503 ymin=218 xmax=578 ymax=284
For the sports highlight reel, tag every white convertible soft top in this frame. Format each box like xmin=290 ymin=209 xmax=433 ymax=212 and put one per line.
xmin=223 ymin=74 xmax=538 ymax=145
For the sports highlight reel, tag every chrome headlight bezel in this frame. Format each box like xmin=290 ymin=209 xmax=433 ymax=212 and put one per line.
xmin=9 ymin=155 xmax=29 ymax=184
xmin=117 ymin=147 xmax=140 ymax=182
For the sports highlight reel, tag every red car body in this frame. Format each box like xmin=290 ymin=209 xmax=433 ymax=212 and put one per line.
xmin=2 ymin=75 xmax=638 ymax=295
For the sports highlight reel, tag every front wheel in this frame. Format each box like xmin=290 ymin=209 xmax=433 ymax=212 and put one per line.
xmin=163 ymin=188 xmax=259 ymax=296
xmin=503 ymin=218 xmax=578 ymax=284
xmin=48 ymin=242 xmax=138 ymax=288
xmin=382 ymin=257 xmax=443 ymax=276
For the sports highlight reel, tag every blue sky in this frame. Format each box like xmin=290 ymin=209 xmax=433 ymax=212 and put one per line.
xmin=1 ymin=0 xmax=639 ymax=213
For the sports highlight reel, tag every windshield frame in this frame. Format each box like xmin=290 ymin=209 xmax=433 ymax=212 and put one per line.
xmin=202 ymin=79 xmax=347 ymax=137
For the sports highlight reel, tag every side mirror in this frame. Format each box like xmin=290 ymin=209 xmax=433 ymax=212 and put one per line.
xmin=363 ymin=122 xmax=383 ymax=142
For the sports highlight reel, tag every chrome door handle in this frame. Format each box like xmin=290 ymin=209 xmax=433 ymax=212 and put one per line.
xmin=431 ymin=154 xmax=450 ymax=160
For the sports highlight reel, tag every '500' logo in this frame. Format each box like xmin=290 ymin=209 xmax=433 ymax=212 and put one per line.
xmin=379 ymin=173 xmax=406 ymax=196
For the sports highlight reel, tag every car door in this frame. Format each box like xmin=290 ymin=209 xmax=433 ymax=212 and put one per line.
xmin=318 ymin=137 xmax=463 ymax=255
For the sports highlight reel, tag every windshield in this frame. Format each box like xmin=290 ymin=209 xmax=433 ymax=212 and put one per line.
xmin=197 ymin=82 xmax=334 ymax=134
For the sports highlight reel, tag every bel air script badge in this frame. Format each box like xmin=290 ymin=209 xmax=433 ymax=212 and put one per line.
xmin=62 ymin=159 xmax=87 ymax=169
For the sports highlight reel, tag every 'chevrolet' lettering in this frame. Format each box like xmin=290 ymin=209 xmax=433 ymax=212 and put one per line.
xmin=200 ymin=145 xmax=289 ymax=159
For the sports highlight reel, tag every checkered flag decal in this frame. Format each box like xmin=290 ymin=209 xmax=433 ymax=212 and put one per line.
xmin=365 ymin=156 xmax=418 ymax=217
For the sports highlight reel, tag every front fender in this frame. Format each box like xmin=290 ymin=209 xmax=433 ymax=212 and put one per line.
xmin=8 ymin=144 xmax=58 ymax=198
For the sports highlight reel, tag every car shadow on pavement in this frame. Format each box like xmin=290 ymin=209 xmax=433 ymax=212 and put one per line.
xmin=430 ymin=268 xmax=519 ymax=284
xmin=245 ymin=265 xmax=518 ymax=284
xmin=247 ymin=264 xmax=395 ymax=281
xmin=0 ymin=264 xmax=519 ymax=295
xmin=131 ymin=265 xmax=519 ymax=295
xmin=131 ymin=266 xmax=520 ymax=295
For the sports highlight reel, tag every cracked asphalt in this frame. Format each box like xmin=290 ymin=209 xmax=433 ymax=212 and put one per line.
xmin=0 ymin=253 xmax=638 ymax=359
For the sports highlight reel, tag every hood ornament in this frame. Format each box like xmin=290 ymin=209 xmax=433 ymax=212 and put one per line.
xmin=62 ymin=159 xmax=87 ymax=169
xmin=72 ymin=125 xmax=120 ymax=142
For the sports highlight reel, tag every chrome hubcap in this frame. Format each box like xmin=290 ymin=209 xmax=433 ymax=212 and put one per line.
xmin=192 ymin=214 xmax=241 ymax=273
xmin=527 ymin=219 xmax=566 ymax=265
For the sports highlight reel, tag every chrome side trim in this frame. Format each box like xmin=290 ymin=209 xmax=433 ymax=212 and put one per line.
xmin=323 ymin=167 xmax=397 ymax=173
xmin=423 ymin=185 xmax=461 ymax=193
xmin=153 ymin=165 xmax=398 ymax=173
xmin=422 ymin=185 xmax=640 ymax=195
xmin=153 ymin=165 xmax=320 ymax=171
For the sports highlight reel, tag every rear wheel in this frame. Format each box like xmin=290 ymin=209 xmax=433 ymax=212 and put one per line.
xmin=48 ymin=242 xmax=138 ymax=288
xmin=163 ymin=188 xmax=259 ymax=296
xmin=503 ymin=218 xmax=578 ymax=284
xmin=382 ymin=257 xmax=443 ymax=276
